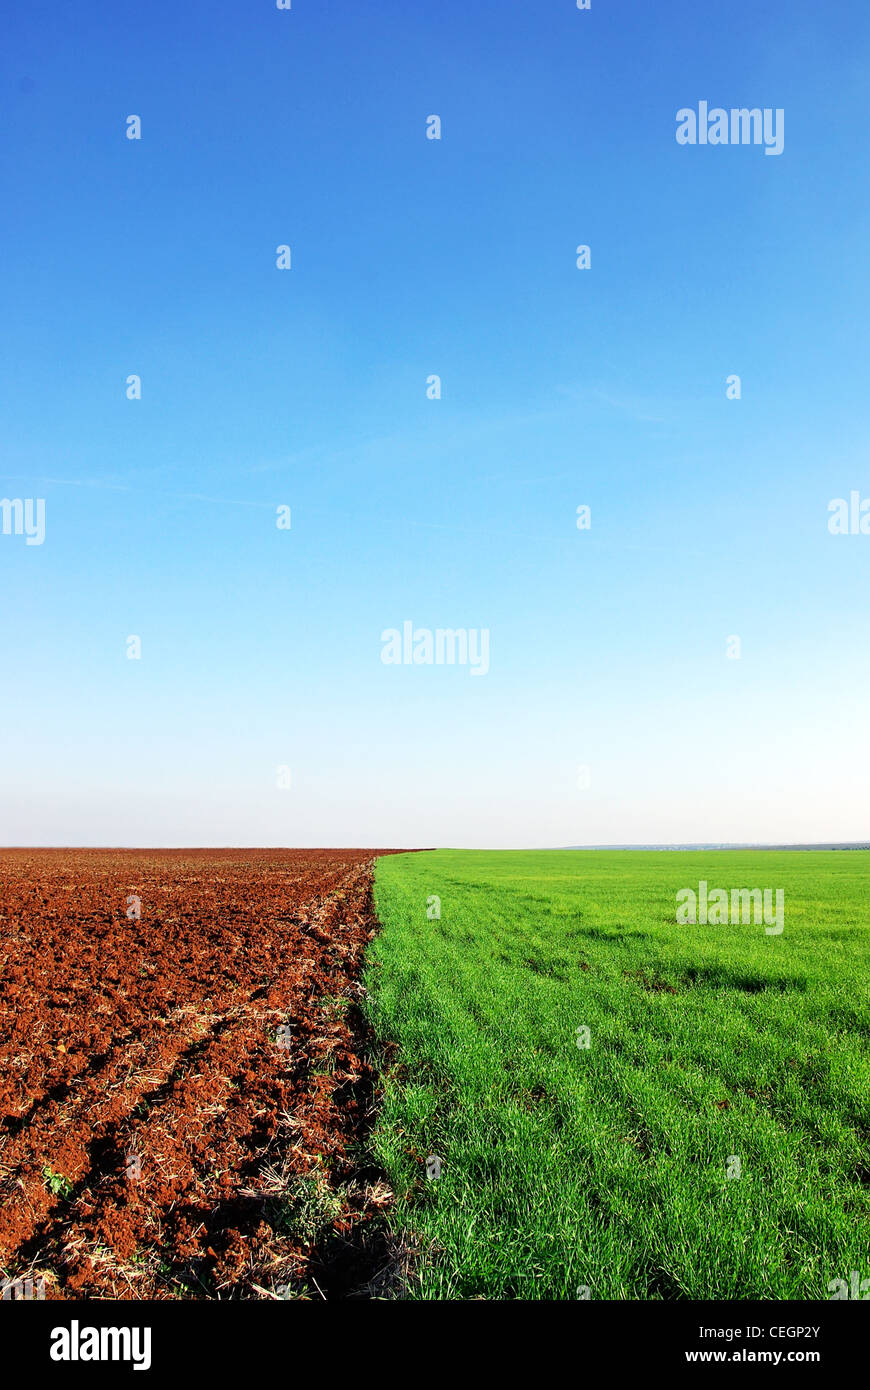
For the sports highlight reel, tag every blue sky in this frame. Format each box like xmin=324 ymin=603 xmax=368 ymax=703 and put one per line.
xmin=1 ymin=0 xmax=868 ymax=847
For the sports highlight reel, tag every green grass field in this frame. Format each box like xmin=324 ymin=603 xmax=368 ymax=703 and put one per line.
xmin=365 ymin=849 xmax=870 ymax=1300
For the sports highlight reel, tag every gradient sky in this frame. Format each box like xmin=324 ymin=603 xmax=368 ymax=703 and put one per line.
xmin=1 ymin=0 xmax=869 ymax=848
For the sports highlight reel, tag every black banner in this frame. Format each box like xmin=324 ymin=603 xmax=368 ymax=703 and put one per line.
xmin=2 ymin=1299 xmax=865 ymax=1376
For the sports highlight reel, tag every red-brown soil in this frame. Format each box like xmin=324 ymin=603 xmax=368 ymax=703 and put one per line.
xmin=0 ymin=848 xmax=401 ymax=1300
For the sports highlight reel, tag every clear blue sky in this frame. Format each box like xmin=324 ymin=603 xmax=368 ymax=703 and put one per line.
xmin=1 ymin=0 xmax=868 ymax=847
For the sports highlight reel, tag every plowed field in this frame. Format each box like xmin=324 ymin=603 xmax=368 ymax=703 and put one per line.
xmin=0 ymin=849 xmax=398 ymax=1300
